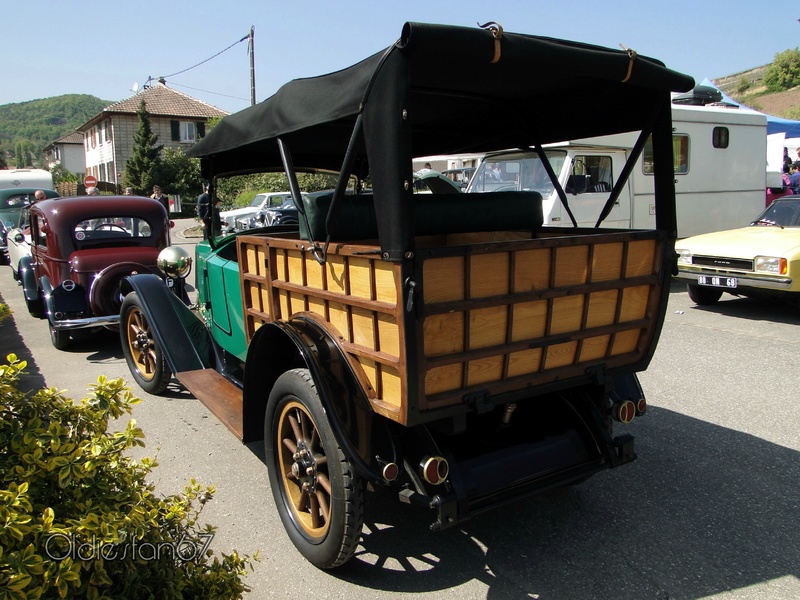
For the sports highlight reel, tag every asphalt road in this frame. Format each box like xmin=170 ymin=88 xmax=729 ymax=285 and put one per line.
xmin=1 ymin=225 xmax=798 ymax=600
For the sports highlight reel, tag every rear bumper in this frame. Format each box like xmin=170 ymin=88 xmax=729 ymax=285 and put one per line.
xmin=403 ymin=433 xmax=636 ymax=531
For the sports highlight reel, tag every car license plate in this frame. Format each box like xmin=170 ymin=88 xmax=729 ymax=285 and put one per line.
xmin=697 ymin=275 xmax=737 ymax=288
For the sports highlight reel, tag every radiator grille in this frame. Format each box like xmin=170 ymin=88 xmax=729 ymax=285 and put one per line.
xmin=692 ymin=255 xmax=753 ymax=271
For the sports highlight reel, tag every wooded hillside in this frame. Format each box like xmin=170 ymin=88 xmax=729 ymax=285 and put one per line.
xmin=0 ymin=94 xmax=109 ymax=166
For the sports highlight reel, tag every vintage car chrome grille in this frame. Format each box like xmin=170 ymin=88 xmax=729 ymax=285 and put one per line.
xmin=692 ymin=255 xmax=754 ymax=271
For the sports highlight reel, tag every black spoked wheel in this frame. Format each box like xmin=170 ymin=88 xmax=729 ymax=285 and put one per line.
xmin=265 ymin=368 xmax=364 ymax=569
xmin=120 ymin=293 xmax=171 ymax=394
xmin=687 ymin=284 xmax=723 ymax=306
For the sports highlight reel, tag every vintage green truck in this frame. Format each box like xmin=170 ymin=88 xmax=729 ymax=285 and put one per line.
xmin=119 ymin=22 xmax=693 ymax=569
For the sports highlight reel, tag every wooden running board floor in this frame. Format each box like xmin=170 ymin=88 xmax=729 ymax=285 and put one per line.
xmin=176 ymin=369 xmax=244 ymax=440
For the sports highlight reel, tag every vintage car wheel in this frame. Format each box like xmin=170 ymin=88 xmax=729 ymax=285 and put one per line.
xmin=687 ymin=284 xmax=723 ymax=306
xmin=120 ymin=293 xmax=172 ymax=394
xmin=48 ymin=321 xmax=70 ymax=350
xmin=265 ymin=368 xmax=364 ymax=569
xmin=89 ymin=262 xmax=150 ymax=318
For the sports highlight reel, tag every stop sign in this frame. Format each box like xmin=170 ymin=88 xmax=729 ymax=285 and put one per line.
xmin=84 ymin=175 xmax=97 ymax=187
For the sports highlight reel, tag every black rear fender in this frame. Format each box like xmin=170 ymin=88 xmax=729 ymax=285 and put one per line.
xmin=243 ymin=316 xmax=393 ymax=483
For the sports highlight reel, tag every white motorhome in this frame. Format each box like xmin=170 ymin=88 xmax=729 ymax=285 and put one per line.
xmin=0 ymin=168 xmax=54 ymax=191
xmin=466 ymin=102 xmax=770 ymax=238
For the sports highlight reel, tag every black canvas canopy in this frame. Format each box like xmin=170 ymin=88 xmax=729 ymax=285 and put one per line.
xmin=189 ymin=22 xmax=694 ymax=260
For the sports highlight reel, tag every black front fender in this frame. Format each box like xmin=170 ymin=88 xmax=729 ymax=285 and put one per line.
xmin=19 ymin=255 xmax=40 ymax=305
xmin=121 ymin=274 xmax=211 ymax=374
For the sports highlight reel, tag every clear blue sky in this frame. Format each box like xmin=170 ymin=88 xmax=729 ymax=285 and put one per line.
xmin=6 ymin=0 xmax=799 ymax=115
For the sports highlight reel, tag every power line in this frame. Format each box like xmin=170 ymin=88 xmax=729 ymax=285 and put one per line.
xmin=158 ymin=32 xmax=250 ymax=80
xmin=167 ymin=81 xmax=250 ymax=103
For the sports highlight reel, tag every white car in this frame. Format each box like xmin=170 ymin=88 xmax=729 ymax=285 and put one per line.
xmin=219 ymin=191 xmax=294 ymax=232
xmin=6 ymin=218 xmax=32 ymax=282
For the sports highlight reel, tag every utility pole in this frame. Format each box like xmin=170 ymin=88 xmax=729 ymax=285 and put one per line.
xmin=249 ymin=26 xmax=256 ymax=106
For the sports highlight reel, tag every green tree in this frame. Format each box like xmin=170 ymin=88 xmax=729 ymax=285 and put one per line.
xmin=157 ymin=147 xmax=203 ymax=199
xmin=14 ymin=142 xmax=25 ymax=168
xmin=764 ymin=48 xmax=800 ymax=92
xmin=121 ymin=99 xmax=163 ymax=195
xmin=49 ymin=162 xmax=79 ymax=185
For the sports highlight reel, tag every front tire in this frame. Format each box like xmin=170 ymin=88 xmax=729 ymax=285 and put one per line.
xmin=687 ymin=284 xmax=723 ymax=306
xmin=120 ymin=293 xmax=172 ymax=394
xmin=265 ymin=368 xmax=364 ymax=569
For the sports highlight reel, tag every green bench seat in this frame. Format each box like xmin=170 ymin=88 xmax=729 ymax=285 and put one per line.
xmin=299 ymin=191 xmax=543 ymax=242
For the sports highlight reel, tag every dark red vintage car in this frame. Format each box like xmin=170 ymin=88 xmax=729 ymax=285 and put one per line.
xmin=19 ymin=195 xmax=173 ymax=349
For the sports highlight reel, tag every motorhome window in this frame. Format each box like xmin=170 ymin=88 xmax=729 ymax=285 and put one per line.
xmin=469 ymin=150 xmax=566 ymax=193
xmin=642 ymin=135 xmax=689 ymax=175
xmin=569 ymin=155 xmax=613 ymax=193
xmin=712 ymin=127 xmax=729 ymax=149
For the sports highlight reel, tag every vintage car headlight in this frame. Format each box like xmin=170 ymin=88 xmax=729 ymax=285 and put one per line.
xmin=755 ymin=256 xmax=787 ymax=275
xmin=676 ymin=249 xmax=692 ymax=266
xmin=157 ymin=246 xmax=193 ymax=279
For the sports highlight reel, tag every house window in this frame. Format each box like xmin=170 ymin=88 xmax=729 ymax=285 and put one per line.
xmin=171 ymin=120 xmax=204 ymax=143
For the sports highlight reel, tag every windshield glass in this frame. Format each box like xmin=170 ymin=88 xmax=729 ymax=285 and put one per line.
xmin=467 ymin=150 xmax=567 ymax=194
xmin=1 ymin=193 xmax=34 ymax=209
xmin=753 ymin=199 xmax=800 ymax=227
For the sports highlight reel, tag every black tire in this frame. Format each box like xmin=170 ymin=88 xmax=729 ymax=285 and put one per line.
xmin=265 ymin=368 xmax=364 ymax=569
xmin=120 ymin=293 xmax=172 ymax=394
xmin=48 ymin=321 xmax=70 ymax=350
xmin=687 ymin=284 xmax=723 ymax=306
xmin=26 ymin=295 xmax=44 ymax=318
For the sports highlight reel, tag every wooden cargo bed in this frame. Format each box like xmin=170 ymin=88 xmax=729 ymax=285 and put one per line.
xmin=237 ymin=227 xmax=669 ymax=426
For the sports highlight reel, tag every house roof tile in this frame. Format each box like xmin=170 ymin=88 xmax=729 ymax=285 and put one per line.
xmin=54 ymin=131 xmax=84 ymax=145
xmin=80 ymin=83 xmax=228 ymax=130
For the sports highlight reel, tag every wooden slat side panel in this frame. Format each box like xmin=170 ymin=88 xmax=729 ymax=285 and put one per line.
xmin=420 ymin=233 xmax=665 ymax=408
xmin=252 ymin=236 xmax=407 ymax=421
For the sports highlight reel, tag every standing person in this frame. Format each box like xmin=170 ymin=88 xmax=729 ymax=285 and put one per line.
xmin=789 ymin=164 xmax=800 ymax=195
xmin=783 ymin=147 xmax=793 ymax=174
xmin=197 ymin=185 xmax=211 ymax=239
xmin=124 ymin=187 xmax=134 ymax=195
xmin=86 ymin=187 xmax=99 ymax=196
xmin=150 ymin=185 xmax=169 ymax=213
xmin=202 ymin=196 xmax=223 ymax=239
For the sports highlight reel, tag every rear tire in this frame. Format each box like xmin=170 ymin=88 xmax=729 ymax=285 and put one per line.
xmin=687 ymin=284 xmax=723 ymax=306
xmin=120 ymin=293 xmax=172 ymax=394
xmin=265 ymin=368 xmax=364 ymax=569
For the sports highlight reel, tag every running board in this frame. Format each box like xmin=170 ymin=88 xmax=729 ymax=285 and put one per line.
xmin=177 ymin=369 xmax=244 ymax=440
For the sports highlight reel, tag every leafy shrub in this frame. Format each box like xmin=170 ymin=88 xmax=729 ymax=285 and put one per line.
xmin=0 ymin=303 xmax=10 ymax=326
xmin=764 ymin=48 xmax=800 ymax=92
xmin=0 ymin=356 xmax=253 ymax=599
